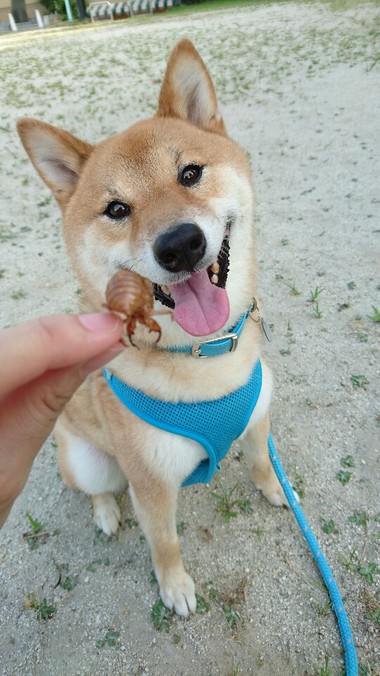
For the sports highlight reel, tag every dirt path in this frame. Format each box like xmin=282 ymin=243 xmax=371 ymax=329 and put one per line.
xmin=0 ymin=2 xmax=379 ymax=674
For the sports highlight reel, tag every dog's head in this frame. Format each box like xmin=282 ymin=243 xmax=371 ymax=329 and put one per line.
xmin=18 ymin=40 xmax=255 ymax=340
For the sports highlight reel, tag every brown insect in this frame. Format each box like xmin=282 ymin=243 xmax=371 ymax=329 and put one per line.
xmin=104 ymin=270 xmax=170 ymax=347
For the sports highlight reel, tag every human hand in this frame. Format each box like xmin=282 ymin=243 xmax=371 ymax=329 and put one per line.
xmin=0 ymin=313 xmax=123 ymax=527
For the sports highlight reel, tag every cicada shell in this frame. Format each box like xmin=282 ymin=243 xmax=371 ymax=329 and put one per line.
xmin=104 ymin=270 xmax=163 ymax=347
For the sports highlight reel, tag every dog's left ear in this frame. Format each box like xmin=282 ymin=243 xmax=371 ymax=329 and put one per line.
xmin=156 ymin=39 xmax=226 ymax=135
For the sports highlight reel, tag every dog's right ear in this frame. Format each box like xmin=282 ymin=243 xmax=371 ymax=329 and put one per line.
xmin=17 ymin=119 xmax=93 ymax=209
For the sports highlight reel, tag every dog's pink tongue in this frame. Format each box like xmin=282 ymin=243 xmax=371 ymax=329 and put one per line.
xmin=168 ymin=270 xmax=229 ymax=336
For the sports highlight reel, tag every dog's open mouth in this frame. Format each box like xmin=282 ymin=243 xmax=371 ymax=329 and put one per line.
xmin=153 ymin=230 xmax=230 ymax=337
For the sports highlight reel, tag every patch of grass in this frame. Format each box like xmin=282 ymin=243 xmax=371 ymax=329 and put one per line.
xmin=347 ymin=281 xmax=356 ymax=290
xmin=25 ymin=593 xmax=56 ymax=621
xmin=307 ymin=286 xmax=324 ymax=318
xmin=317 ymin=655 xmax=333 ymax=676
xmin=93 ymin=527 xmax=113 ymax=544
xmin=23 ymin=512 xmax=49 ymax=549
xmin=367 ymin=306 xmax=380 ymax=323
xmin=86 ymin=557 xmax=110 ymax=572
xmin=176 ymin=521 xmax=187 ymax=536
xmin=351 ymin=374 xmax=369 ymax=389
xmin=211 ymin=481 xmax=253 ymax=521
xmin=196 ymin=594 xmax=211 ymax=614
xmin=0 ymin=269 xmax=5 ymax=279
xmin=321 ymin=518 xmax=338 ymax=534
xmin=293 ymin=470 xmax=305 ymax=498
xmin=341 ymin=454 xmax=355 ymax=468
xmin=10 ymin=289 xmax=27 ymax=300
xmin=348 ymin=512 xmax=367 ymax=527
xmin=223 ymin=603 xmax=241 ymax=629
xmin=55 ymin=564 xmax=78 ymax=591
xmin=358 ymin=563 xmax=380 ymax=585
xmin=151 ymin=599 xmax=171 ymax=632
xmin=336 ymin=470 xmax=352 ymax=485
xmin=96 ymin=629 xmax=121 ymax=649
xmin=282 ymin=279 xmax=300 ymax=296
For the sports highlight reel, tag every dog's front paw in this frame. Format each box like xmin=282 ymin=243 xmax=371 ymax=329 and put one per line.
xmin=259 ymin=479 xmax=300 ymax=508
xmin=92 ymin=493 xmax=121 ymax=535
xmin=159 ymin=571 xmax=196 ymax=618
xmin=252 ymin=467 xmax=300 ymax=508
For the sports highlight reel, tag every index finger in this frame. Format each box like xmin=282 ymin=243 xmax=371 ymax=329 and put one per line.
xmin=0 ymin=313 xmax=123 ymax=397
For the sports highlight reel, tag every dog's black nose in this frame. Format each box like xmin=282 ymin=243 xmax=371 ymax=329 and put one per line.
xmin=153 ymin=223 xmax=206 ymax=273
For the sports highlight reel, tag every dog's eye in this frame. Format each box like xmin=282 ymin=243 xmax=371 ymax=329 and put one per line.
xmin=104 ymin=201 xmax=131 ymax=220
xmin=179 ymin=165 xmax=203 ymax=187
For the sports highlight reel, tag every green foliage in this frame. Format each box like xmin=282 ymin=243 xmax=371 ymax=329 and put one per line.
xmin=321 ymin=518 xmax=338 ymax=534
xmin=336 ymin=470 xmax=351 ymax=485
xmin=151 ymin=599 xmax=171 ymax=632
xmin=196 ymin=594 xmax=210 ymax=614
xmin=40 ymin=0 xmax=78 ymax=19
xmin=358 ymin=563 xmax=380 ymax=585
xmin=368 ymin=306 xmax=380 ymax=323
xmin=223 ymin=603 xmax=241 ymax=629
xmin=25 ymin=593 xmax=56 ymax=621
xmin=351 ymin=374 xmax=369 ymax=389
xmin=96 ymin=630 xmax=121 ymax=649
xmin=348 ymin=512 xmax=367 ymax=527
xmin=211 ymin=482 xmax=253 ymax=521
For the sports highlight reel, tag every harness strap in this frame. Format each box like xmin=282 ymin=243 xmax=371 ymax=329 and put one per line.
xmin=103 ymin=360 xmax=262 ymax=486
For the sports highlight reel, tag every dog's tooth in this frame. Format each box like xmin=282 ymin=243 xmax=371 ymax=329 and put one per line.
xmin=211 ymin=274 xmax=219 ymax=284
xmin=211 ymin=262 xmax=220 ymax=273
xmin=162 ymin=285 xmax=170 ymax=294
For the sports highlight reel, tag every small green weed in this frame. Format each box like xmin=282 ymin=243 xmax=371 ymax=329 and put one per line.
xmin=341 ymin=455 xmax=355 ymax=468
xmin=282 ymin=279 xmax=300 ymax=296
xmin=25 ymin=593 xmax=56 ymax=621
xmin=347 ymin=281 xmax=356 ymax=290
xmin=86 ymin=558 xmax=110 ymax=572
xmin=367 ymin=306 xmax=380 ymax=323
xmin=96 ymin=630 xmax=120 ymax=649
xmin=211 ymin=482 xmax=253 ymax=521
xmin=348 ymin=512 xmax=367 ymax=527
xmin=358 ymin=563 xmax=380 ymax=585
xmin=177 ymin=521 xmax=186 ymax=536
xmin=307 ymin=286 xmax=324 ymax=318
xmin=196 ymin=594 xmax=210 ymax=614
xmin=358 ymin=333 xmax=368 ymax=343
xmin=56 ymin=563 xmax=78 ymax=591
xmin=11 ymin=289 xmax=26 ymax=300
xmin=317 ymin=655 xmax=332 ymax=676
xmin=23 ymin=513 xmax=49 ymax=549
xmin=151 ymin=599 xmax=172 ymax=632
xmin=293 ymin=471 xmax=305 ymax=498
xmin=365 ymin=608 xmax=380 ymax=625
xmin=308 ymin=286 xmax=324 ymax=303
xmin=321 ymin=518 xmax=338 ymax=534
xmin=93 ymin=527 xmax=112 ymax=544
xmin=223 ymin=603 xmax=241 ymax=629
xmin=351 ymin=375 xmax=369 ymax=389
xmin=336 ymin=470 xmax=352 ymax=485
xmin=0 ymin=269 xmax=5 ymax=279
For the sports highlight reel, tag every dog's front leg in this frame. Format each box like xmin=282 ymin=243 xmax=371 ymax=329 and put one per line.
xmin=129 ymin=480 xmax=196 ymax=617
xmin=244 ymin=413 xmax=289 ymax=507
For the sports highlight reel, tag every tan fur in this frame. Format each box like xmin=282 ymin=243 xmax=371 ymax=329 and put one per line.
xmin=17 ymin=40 xmax=287 ymax=617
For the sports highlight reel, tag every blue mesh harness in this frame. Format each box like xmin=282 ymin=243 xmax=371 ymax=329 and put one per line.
xmin=103 ymin=359 xmax=262 ymax=486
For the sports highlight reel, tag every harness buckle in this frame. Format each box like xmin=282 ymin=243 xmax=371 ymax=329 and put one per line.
xmin=191 ymin=332 xmax=238 ymax=358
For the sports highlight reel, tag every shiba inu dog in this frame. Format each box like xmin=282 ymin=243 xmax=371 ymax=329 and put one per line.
xmin=17 ymin=40 xmax=288 ymax=618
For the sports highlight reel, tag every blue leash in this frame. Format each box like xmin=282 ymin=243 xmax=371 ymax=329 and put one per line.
xmin=268 ymin=434 xmax=358 ymax=676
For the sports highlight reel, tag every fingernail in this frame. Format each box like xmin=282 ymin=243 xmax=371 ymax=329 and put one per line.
xmin=80 ymin=343 xmax=125 ymax=377
xmin=78 ymin=313 xmax=120 ymax=332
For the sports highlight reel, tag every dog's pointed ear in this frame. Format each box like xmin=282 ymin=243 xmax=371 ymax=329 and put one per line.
xmin=156 ymin=39 xmax=226 ymax=135
xmin=17 ymin=119 xmax=93 ymax=209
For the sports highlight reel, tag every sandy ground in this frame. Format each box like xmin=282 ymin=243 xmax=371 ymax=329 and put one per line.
xmin=0 ymin=2 xmax=379 ymax=674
